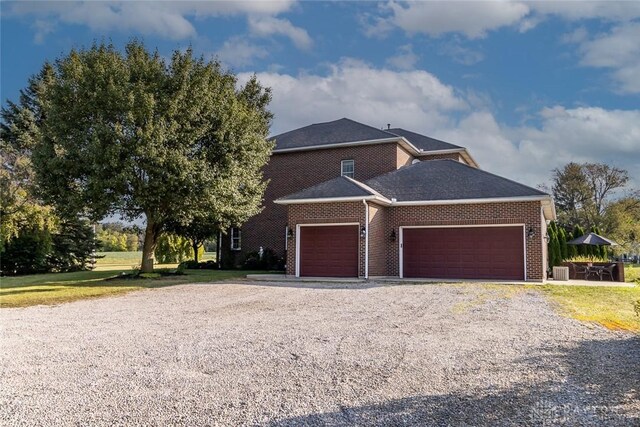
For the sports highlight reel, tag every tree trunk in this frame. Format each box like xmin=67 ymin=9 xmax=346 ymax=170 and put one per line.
xmin=193 ymin=240 xmax=200 ymax=263
xmin=141 ymin=218 xmax=159 ymax=273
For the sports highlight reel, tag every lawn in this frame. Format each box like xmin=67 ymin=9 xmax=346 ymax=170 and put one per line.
xmin=625 ymin=263 xmax=640 ymax=283
xmin=94 ymin=251 xmax=216 ymax=271
xmin=540 ymin=284 xmax=640 ymax=333
xmin=0 ymin=269 xmax=260 ymax=308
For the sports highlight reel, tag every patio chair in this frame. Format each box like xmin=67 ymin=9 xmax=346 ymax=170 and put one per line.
xmin=568 ymin=262 xmax=589 ymax=280
xmin=600 ymin=264 xmax=616 ymax=281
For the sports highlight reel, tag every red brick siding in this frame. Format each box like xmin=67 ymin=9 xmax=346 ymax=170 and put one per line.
xmin=286 ymin=202 xmax=366 ymax=277
xmin=367 ymin=202 xmax=388 ymax=277
xmin=285 ymin=200 xmax=546 ymax=281
xmin=384 ymin=202 xmax=545 ymax=281
xmin=235 ymin=143 xmax=405 ymax=264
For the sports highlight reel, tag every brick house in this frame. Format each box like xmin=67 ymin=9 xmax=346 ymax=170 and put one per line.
xmin=220 ymin=118 xmax=555 ymax=282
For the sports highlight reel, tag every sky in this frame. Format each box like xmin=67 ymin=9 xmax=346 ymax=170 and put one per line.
xmin=1 ymin=0 xmax=639 ymax=190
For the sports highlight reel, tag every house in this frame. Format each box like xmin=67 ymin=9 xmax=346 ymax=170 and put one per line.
xmin=220 ymin=118 xmax=555 ymax=281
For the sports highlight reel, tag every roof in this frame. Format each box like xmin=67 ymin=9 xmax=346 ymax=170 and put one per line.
xmin=385 ymin=128 xmax=462 ymax=151
xmin=364 ymin=160 xmax=548 ymax=202
xmin=277 ymin=176 xmax=377 ymax=201
xmin=270 ymin=118 xmax=395 ymax=151
xmin=269 ymin=118 xmax=466 ymax=154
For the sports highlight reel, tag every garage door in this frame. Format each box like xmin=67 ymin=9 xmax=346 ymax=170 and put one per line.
xmin=299 ymin=225 xmax=359 ymax=277
xmin=402 ymin=226 xmax=524 ymax=280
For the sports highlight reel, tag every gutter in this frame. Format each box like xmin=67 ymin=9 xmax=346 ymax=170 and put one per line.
xmin=363 ymin=199 xmax=369 ymax=279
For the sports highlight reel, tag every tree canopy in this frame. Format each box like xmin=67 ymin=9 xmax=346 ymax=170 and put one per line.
xmin=6 ymin=41 xmax=273 ymax=272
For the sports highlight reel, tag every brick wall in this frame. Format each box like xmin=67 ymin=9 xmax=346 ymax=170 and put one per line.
xmin=233 ymin=142 xmax=406 ymax=265
xmin=367 ymin=202 xmax=388 ymax=277
xmin=396 ymin=145 xmax=415 ymax=168
xmin=285 ymin=200 xmax=546 ymax=281
xmin=286 ymin=202 xmax=366 ymax=277
xmin=383 ymin=201 xmax=545 ymax=281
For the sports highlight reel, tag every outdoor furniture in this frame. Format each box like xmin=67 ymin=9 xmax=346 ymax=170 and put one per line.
xmin=586 ymin=265 xmax=604 ymax=280
xmin=600 ymin=264 xmax=616 ymax=281
xmin=568 ymin=262 xmax=589 ymax=280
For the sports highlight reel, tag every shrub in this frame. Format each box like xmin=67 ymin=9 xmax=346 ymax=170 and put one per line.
xmin=177 ymin=260 xmax=218 ymax=270
xmin=565 ymin=255 xmax=609 ymax=263
xmin=242 ymin=248 xmax=284 ymax=270
xmin=634 ymin=300 xmax=640 ymax=318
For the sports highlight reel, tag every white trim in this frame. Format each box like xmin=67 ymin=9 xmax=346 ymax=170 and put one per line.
xmin=275 ymin=195 xmax=392 ymax=205
xmin=392 ymin=195 xmax=551 ymax=206
xmin=363 ymin=199 xmax=369 ymax=279
xmin=341 ymin=159 xmax=355 ymax=178
xmin=399 ymin=224 xmax=527 ymax=281
xmin=276 ymin=194 xmax=552 ymax=208
xmin=295 ymin=222 xmax=360 ymax=278
xmin=284 ymin=225 xmax=289 ymax=251
xmin=418 ymin=148 xmax=465 ymax=155
xmin=230 ymin=227 xmax=241 ymax=251
xmin=272 ymin=137 xmax=421 ymax=155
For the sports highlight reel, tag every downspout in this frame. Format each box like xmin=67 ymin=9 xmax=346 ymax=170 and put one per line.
xmin=363 ymin=199 xmax=369 ymax=279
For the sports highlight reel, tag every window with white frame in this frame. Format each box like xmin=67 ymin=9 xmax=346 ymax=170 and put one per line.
xmin=230 ymin=227 xmax=241 ymax=250
xmin=341 ymin=159 xmax=355 ymax=178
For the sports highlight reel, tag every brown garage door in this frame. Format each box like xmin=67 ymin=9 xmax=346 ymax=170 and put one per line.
xmin=402 ymin=226 xmax=524 ymax=280
xmin=299 ymin=225 xmax=359 ymax=277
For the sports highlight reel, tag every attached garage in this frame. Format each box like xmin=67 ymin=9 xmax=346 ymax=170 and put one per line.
xmin=298 ymin=224 xmax=359 ymax=277
xmin=401 ymin=226 xmax=525 ymax=280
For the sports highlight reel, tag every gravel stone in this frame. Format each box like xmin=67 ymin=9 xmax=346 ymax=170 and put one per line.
xmin=1 ymin=281 xmax=638 ymax=426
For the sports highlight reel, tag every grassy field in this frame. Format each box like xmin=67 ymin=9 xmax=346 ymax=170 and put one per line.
xmin=540 ymin=284 xmax=640 ymax=333
xmin=94 ymin=251 xmax=216 ymax=271
xmin=0 ymin=268 xmax=260 ymax=308
xmin=625 ymin=264 xmax=640 ymax=283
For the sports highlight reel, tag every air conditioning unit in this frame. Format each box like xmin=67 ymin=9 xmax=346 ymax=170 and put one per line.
xmin=553 ymin=266 xmax=569 ymax=281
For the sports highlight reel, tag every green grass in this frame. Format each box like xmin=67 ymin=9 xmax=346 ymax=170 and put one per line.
xmin=625 ymin=264 xmax=640 ymax=283
xmin=0 ymin=269 xmax=262 ymax=308
xmin=93 ymin=251 xmax=216 ymax=271
xmin=540 ymin=284 xmax=640 ymax=333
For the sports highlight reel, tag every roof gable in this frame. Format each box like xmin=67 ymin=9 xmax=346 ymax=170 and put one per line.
xmin=386 ymin=128 xmax=462 ymax=151
xmin=277 ymin=176 xmax=378 ymax=201
xmin=365 ymin=160 xmax=548 ymax=202
xmin=270 ymin=118 xmax=396 ymax=151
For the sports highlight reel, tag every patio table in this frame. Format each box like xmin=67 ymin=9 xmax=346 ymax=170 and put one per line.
xmin=586 ymin=265 xmax=605 ymax=280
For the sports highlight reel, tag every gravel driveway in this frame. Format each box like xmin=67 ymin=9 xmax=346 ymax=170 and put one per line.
xmin=1 ymin=281 xmax=638 ymax=426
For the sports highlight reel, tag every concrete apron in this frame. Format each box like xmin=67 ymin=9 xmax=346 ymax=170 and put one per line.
xmin=245 ymin=274 xmax=636 ymax=288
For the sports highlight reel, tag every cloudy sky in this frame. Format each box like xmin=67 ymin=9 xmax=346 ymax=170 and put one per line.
xmin=1 ymin=0 xmax=639 ymax=189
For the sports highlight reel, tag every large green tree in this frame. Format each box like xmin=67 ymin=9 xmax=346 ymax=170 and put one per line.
xmin=10 ymin=41 xmax=272 ymax=272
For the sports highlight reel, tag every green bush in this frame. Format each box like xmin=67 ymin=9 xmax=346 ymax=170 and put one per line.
xmin=565 ymin=255 xmax=609 ymax=263
xmin=242 ymin=248 xmax=285 ymax=270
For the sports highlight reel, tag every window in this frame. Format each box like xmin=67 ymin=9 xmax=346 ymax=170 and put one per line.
xmin=341 ymin=159 xmax=355 ymax=178
xmin=230 ymin=227 xmax=241 ymax=251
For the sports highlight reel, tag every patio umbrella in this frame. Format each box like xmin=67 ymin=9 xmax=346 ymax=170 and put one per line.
xmin=566 ymin=232 xmax=619 ymax=246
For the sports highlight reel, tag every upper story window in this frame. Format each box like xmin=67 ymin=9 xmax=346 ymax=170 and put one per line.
xmin=230 ymin=227 xmax=241 ymax=251
xmin=341 ymin=159 xmax=355 ymax=178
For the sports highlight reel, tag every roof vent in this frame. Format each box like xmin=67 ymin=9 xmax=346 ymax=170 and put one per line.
xmin=387 ymin=123 xmax=391 ymax=130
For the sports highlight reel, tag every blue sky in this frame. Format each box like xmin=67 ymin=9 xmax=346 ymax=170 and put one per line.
xmin=1 ymin=1 xmax=639 ymax=189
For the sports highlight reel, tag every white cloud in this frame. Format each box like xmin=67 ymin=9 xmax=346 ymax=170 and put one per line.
xmin=240 ymin=62 xmax=639 ymax=187
xmin=215 ymin=36 xmax=268 ymax=68
xmin=438 ymin=39 xmax=485 ymax=65
xmin=239 ymin=58 xmax=468 ymax=135
xmin=378 ymin=0 xmax=530 ymax=38
xmin=367 ymin=1 xmax=640 ymax=38
xmin=565 ymin=22 xmax=640 ymax=94
xmin=385 ymin=44 xmax=419 ymax=70
xmin=7 ymin=0 xmax=297 ymax=40
xmin=248 ymin=16 xmax=312 ymax=50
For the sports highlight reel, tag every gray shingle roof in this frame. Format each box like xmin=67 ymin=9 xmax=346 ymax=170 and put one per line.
xmin=386 ymin=128 xmax=462 ymax=151
xmin=270 ymin=118 xmax=395 ymax=150
xmin=278 ymin=176 xmax=377 ymax=201
xmin=365 ymin=160 xmax=548 ymax=201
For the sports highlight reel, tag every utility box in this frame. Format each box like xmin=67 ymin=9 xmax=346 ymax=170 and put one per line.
xmin=553 ymin=266 xmax=570 ymax=281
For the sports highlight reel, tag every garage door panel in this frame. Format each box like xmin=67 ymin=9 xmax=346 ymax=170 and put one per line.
xmin=299 ymin=225 xmax=359 ymax=277
xmin=403 ymin=226 xmax=524 ymax=280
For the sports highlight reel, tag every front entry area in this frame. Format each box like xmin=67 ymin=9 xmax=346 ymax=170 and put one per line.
xmin=401 ymin=225 xmax=525 ymax=280
xmin=298 ymin=224 xmax=359 ymax=277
